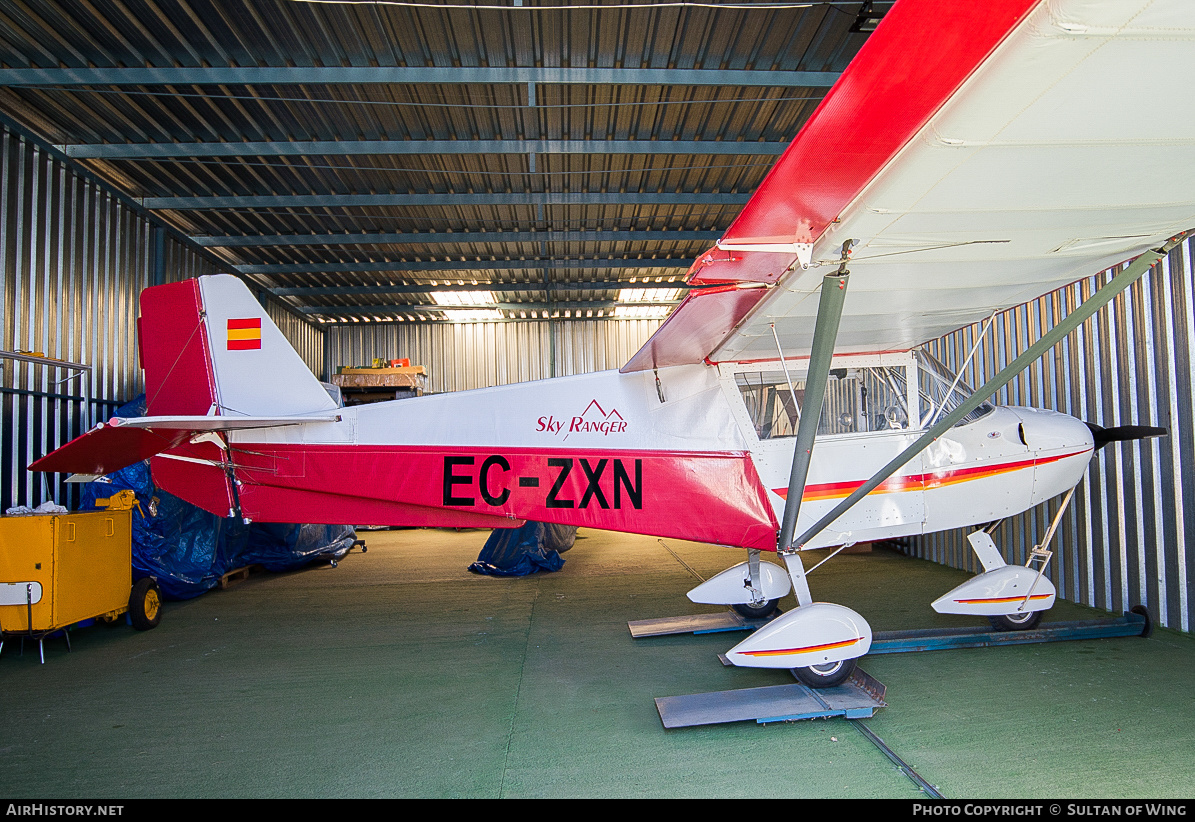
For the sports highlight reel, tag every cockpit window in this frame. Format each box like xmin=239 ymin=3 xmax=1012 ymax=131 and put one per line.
xmin=735 ymin=365 xmax=911 ymax=440
xmin=915 ymin=350 xmax=995 ymax=427
xmin=735 ymin=371 xmax=802 ymax=439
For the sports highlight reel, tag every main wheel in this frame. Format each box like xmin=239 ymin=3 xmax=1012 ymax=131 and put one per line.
xmin=732 ymin=599 xmax=780 ymax=620
xmin=987 ymin=609 xmax=1042 ymax=632
xmin=129 ymin=577 xmax=162 ymax=631
xmin=794 ymin=657 xmax=857 ymax=689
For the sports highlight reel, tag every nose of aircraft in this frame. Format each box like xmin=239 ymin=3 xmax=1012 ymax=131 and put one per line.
xmin=1013 ymin=408 xmax=1096 ymax=507
xmin=1012 ymin=407 xmax=1095 ymax=453
xmin=1010 ymin=408 xmax=1167 ymax=508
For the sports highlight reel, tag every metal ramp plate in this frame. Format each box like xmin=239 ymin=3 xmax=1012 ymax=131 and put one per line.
xmin=631 ymin=609 xmax=1150 ymax=648
xmin=640 ymin=610 xmax=1147 ymax=729
xmin=654 ymin=668 xmax=887 ymax=729
xmin=869 ymin=610 xmax=1150 ymax=654
xmin=627 ymin=610 xmax=773 ymax=638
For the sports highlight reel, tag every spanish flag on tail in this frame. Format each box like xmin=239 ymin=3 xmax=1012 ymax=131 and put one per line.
xmin=226 ymin=317 xmax=262 ymax=350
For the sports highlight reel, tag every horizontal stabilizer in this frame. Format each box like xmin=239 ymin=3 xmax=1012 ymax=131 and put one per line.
xmin=108 ymin=414 xmax=340 ymax=431
xmin=29 ymin=414 xmax=340 ymax=476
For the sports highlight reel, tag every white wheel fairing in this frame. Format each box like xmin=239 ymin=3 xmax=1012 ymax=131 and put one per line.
xmin=726 ymin=602 xmax=872 ymax=670
xmin=931 ymin=565 xmax=1056 ymax=616
xmin=687 ymin=560 xmax=791 ymax=606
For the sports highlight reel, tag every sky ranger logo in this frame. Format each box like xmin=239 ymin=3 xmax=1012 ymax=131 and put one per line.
xmin=536 ymin=400 xmax=627 ymax=440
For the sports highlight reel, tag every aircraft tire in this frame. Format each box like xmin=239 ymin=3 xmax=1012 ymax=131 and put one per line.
xmin=793 ymin=657 xmax=856 ymax=689
xmin=731 ymin=599 xmax=780 ymax=620
xmin=129 ymin=577 xmax=162 ymax=631
xmin=987 ymin=610 xmax=1042 ymax=632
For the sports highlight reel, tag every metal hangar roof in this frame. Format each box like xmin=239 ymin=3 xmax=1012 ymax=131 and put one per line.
xmin=0 ymin=0 xmax=882 ymax=324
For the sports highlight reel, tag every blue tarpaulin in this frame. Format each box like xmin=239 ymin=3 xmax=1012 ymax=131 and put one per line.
xmin=468 ymin=521 xmax=576 ymax=576
xmin=80 ymin=396 xmax=357 ymax=599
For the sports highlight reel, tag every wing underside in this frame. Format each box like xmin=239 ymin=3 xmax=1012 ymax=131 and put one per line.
xmin=623 ymin=0 xmax=1195 ymax=372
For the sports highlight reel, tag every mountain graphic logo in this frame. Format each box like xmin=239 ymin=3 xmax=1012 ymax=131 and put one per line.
xmin=534 ymin=399 xmax=628 ymax=440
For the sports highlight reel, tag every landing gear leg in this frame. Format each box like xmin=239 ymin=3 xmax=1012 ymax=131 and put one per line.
xmin=688 ymin=548 xmax=790 ymax=616
xmin=731 ymin=549 xmax=780 ymax=619
xmin=723 ymin=245 xmax=871 ymax=686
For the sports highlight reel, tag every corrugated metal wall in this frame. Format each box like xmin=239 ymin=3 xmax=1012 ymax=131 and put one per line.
xmin=2 ymin=127 xmax=172 ymax=510
xmin=0 ymin=127 xmax=325 ymax=511
xmin=327 ymin=319 xmax=661 ymax=392
xmin=916 ymin=241 xmax=1195 ymax=633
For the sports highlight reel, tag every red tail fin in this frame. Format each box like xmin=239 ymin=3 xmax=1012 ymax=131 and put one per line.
xmin=139 ymin=279 xmax=218 ymax=416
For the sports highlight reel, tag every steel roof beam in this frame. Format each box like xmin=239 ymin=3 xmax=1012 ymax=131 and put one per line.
xmin=193 ymin=230 xmax=722 ymax=247
xmin=144 ymin=192 xmax=750 ymax=209
xmin=318 ymin=315 xmax=663 ymax=325
xmin=65 ymin=139 xmax=788 ymax=159
xmin=235 ymin=258 xmax=695 ymax=275
xmin=270 ymin=281 xmax=690 ymax=297
xmin=299 ymin=300 xmax=679 ymax=315
xmin=2 ymin=67 xmax=840 ymax=87
xmin=320 ymin=316 xmax=650 ymax=325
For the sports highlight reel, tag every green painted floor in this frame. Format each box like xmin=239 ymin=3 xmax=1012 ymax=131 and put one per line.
xmin=1 ymin=528 xmax=1192 ymax=798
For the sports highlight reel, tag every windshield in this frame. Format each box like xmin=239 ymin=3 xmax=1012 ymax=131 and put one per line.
xmin=915 ymin=350 xmax=995 ymax=427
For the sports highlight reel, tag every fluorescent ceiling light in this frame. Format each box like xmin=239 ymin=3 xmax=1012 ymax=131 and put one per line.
xmin=618 ymin=287 xmax=683 ymax=302
xmin=432 ymin=290 xmax=495 ymax=306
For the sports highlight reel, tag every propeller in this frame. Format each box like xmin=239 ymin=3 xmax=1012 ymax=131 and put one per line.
xmin=1085 ymin=422 xmax=1168 ymax=448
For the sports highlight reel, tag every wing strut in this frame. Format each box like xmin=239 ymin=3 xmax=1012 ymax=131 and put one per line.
xmin=791 ymin=229 xmax=1194 ymax=551
xmin=776 ymin=241 xmax=855 ymax=577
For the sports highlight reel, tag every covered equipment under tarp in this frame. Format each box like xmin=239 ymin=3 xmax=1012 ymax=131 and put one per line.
xmin=78 ymin=397 xmax=357 ymax=599
xmin=468 ymin=521 xmax=576 ymax=577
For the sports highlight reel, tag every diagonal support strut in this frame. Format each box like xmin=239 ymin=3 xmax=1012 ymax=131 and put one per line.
xmin=777 ymin=241 xmax=855 ymax=561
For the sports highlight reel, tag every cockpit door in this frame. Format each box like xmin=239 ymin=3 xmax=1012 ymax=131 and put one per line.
xmin=726 ymin=359 xmax=927 ymax=548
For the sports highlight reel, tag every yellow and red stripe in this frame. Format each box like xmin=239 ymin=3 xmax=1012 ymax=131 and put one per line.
xmin=738 ymin=636 xmax=863 ymax=658
xmin=227 ymin=317 xmax=262 ymax=350
xmin=953 ymin=594 xmax=1052 ymax=605
xmin=773 ymin=449 xmax=1092 ymax=502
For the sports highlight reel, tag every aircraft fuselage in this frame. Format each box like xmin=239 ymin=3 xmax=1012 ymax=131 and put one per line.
xmin=173 ymin=351 xmax=1093 ymax=551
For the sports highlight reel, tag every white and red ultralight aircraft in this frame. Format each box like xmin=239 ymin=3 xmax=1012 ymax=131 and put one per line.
xmin=30 ymin=0 xmax=1195 ymax=687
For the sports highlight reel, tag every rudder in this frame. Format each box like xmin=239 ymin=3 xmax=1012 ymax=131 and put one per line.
xmin=140 ymin=275 xmax=336 ymax=418
xmin=139 ymin=279 xmax=219 ymax=417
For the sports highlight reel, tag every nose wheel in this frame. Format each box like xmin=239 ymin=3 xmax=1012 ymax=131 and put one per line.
xmin=988 ymin=610 xmax=1043 ymax=632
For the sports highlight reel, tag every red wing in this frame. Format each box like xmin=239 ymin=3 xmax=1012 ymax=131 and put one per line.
xmin=624 ymin=0 xmax=1195 ymax=371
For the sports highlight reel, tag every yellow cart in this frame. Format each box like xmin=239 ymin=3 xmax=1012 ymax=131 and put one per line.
xmin=0 ymin=491 xmax=161 ymax=663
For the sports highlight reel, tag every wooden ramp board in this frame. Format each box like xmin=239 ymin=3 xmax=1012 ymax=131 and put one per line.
xmin=655 ymin=668 xmax=886 ymax=729
xmin=628 ymin=610 xmax=774 ymax=638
